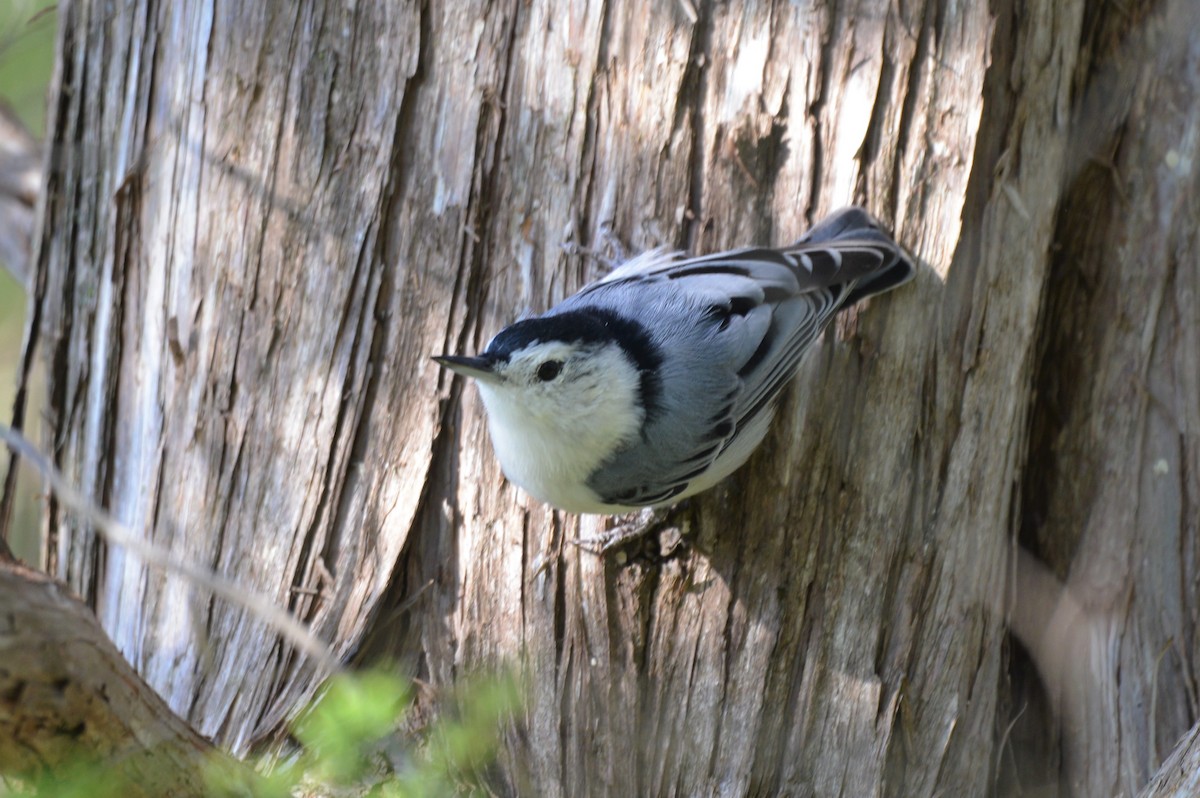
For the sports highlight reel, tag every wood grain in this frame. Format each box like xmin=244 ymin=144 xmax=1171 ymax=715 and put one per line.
xmin=6 ymin=0 xmax=1197 ymax=795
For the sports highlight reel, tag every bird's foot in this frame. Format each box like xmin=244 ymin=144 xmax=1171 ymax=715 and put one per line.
xmin=571 ymin=505 xmax=688 ymax=564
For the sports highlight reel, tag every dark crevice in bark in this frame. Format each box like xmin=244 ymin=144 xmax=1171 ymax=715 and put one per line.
xmin=805 ymin=0 xmax=840 ymax=227
xmin=452 ymin=3 xmax=522 ymax=360
xmin=995 ymin=636 xmax=1060 ymax=797
xmin=1070 ymin=0 xmax=1160 ymax=104
xmin=856 ymin=35 xmax=896 ymax=203
xmin=550 ymin=510 xmax=567 ymax=686
xmin=1017 ymin=161 xmax=1111 ymax=567
xmin=42 ymin=6 xmax=89 ymax=583
xmin=557 ymin=592 xmax=574 ymax=790
xmin=892 ymin=0 xmax=1022 ymax=782
xmin=599 ymin=564 xmax=625 ymax=786
xmin=925 ymin=0 xmax=1017 ymax=512
xmin=889 ymin=3 xmax=933 ymax=224
xmin=354 ymin=0 xmax=523 ymax=690
xmin=574 ymin=0 xmax=613 ymax=254
xmin=99 ymin=183 xmax=134 ymax=546
xmin=309 ymin=238 xmax=382 ymax=616
xmin=1006 ymin=0 xmax=1165 ymax=790
xmin=327 ymin=0 xmax=434 ymax=668
xmin=707 ymin=545 xmax=741 ymax=783
xmin=208 ymin=431 xmax=245 ymax=632
xmin=677 ymin=4 xmax=711 ymax=253
xmin=747 ymin=512 xmax=806 ymax=795
xmin=345 ymin=391 xmax=459 ymax=666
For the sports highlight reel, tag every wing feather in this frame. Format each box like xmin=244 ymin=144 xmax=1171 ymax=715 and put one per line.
xmin=580 ymin=208 xmax=913 ymax=508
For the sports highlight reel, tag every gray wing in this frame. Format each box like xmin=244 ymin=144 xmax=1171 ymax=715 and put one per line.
xmin=577 ymin=207 xmax=914 ymax=507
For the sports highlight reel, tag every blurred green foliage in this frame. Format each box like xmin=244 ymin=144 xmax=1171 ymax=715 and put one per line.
xmin=2 ymin=667 xmax=521 ymax=797
xmin=0 ymin=0 xmax=53 ymax=320
xmin=267 ymin=667 xmax=521 ymax=797
xmin=0 ymin=1 xmax=54 ymax=562
xmin=0 ymin=1 xmax=56 ymax=135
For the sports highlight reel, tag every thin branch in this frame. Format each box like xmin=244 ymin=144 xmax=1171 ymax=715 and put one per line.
xmin=0 ymin=422 xmax=341 ymax=672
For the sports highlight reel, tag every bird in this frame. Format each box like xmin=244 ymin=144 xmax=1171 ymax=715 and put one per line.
xmin=435 ymin=207 xmax=914 ymax=515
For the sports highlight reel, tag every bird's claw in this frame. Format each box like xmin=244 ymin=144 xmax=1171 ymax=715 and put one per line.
xmin=570 ymin=506 xmax=687 ymax=564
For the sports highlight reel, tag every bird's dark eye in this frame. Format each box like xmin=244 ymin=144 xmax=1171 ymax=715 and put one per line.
xmin=536 ymin=360 xmax=563 ymax=381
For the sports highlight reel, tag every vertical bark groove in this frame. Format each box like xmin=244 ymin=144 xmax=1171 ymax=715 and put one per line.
xmin=5 ymin=0 xmax=1197 ymax=795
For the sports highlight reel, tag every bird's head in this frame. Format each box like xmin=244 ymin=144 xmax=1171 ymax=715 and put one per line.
xmin=434 ymin=310 xmax=660 ymax=507
xmin=437 ymin=336 xmax=620 ymax=420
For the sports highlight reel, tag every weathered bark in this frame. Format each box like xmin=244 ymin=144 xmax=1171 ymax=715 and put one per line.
xmin=14 ymin=0 xmax=428 ymax=753
xmin=3 ymin=0 xmax=1197 ymax=796
xmin=1140 ymin=720 xmax=1200 ymax=798
xmin=1014 ymin=0 xmax=1200 ymax=793
xmin=0 ymin=561 xmax=253 ymax=796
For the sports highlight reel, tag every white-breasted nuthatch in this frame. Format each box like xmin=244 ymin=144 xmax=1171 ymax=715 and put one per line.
xmin=435 ymin=207 xmax=914 ymax=514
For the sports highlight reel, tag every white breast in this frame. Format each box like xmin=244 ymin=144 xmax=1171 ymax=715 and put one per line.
xmin=475 ymin=344 xmax=644 ymax=513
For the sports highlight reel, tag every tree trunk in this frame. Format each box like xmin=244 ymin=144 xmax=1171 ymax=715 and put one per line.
xmin=4 ymin=0 xmax=1197 ymax=796
xmin=0 ymin=560 xmax=253 ymax=796
xmin=1012 ymin=0 xmax=1200 ymax=793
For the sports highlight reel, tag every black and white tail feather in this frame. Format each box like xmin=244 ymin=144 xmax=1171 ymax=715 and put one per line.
xmin=435 ymin=207 xmax=914 ymax=515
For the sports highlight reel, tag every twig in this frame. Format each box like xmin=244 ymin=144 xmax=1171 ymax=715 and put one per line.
xmin=0 ymin=422 xmax=340 ymax=672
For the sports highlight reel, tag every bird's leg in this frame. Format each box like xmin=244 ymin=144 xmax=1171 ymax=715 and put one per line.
xmin=571 ymin=505 xmax=687 ymax=561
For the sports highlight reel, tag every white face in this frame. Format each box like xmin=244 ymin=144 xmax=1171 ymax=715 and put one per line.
xmin=471 ymin=339 xmax=644 ymax=511
xmin=485 ymin=340 xmax=623 ymax=420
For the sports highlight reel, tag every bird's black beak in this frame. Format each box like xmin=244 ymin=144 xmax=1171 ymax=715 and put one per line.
xmin=433 ymin=354 xmax=500 ymax=383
